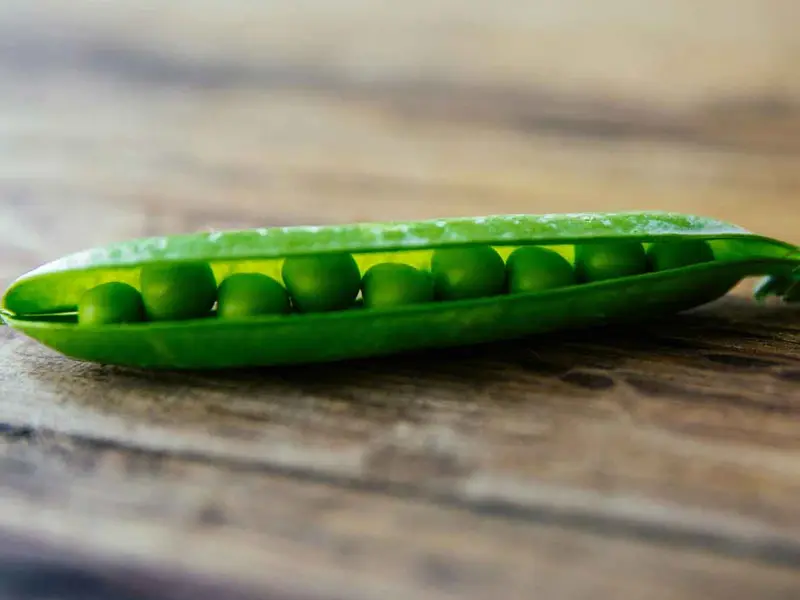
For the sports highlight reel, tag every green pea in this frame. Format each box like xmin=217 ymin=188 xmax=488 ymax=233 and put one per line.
xmin=646 ymin=239 xmax=714 ymax=271
xmin=361 ymin=263 xmax=434 ymax=309
xmin=140 ymin=261 xmax=217 ymax=321
xmin=574 ymin=241 xmax=647 ymax=282
xmin=217 ymin=273 xmax=291 ymax=318
xmin=78 ymin=282 xmax=145 ymax=325
xmin=506 ymin=246 xmax=575 ymax=293
xmin=430 ymin=245 xmax=506 ymax=300
xmin=281 ymin=252 xmax=361 ymax=312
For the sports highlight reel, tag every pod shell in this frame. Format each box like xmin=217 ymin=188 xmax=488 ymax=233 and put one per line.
xmin=1 ymin=212 xmax=797 ymax=369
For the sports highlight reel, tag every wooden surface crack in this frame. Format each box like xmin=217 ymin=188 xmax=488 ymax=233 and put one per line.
xmin=3 ymin=421 xmax=800 ymax=571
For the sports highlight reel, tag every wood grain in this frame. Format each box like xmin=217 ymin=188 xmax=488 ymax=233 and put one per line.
xmin=2 ymin=426 xmax=800 ymax=600
xmin=0 ymin=1 xmax=799 ymax=598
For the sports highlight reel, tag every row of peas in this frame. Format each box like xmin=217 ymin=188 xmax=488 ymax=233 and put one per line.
xmin=77 ymin=238 xmax=714 ymax=326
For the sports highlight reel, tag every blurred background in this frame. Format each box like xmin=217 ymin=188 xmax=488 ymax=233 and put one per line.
xmin=1 ymin=0 xmax=798 ymax=283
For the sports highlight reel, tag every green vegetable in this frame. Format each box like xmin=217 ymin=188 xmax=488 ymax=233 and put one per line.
xmin=575 ymin=241 xmax=647 ymax=282
xmin=430 ymin=245 xmax=506 ymax=300
xmin=140 ymin=261 xmax=217 ymax=321
xmin=506 ymin=246 xmax=575 ymax=293
xmin=78 ymin=282 xmax=144 ymax=326
xmin=361 ymin=263 xmax=434 ymax=309
xmin=217 ymin=273 xmax=291 ymax=318
xmin=281 ymin=252 xmax=361 ymax=312
xmin=647 ymin=239 xmax=715 ymax=271
xmin=1 ymin=211 xmax=797 ymax=369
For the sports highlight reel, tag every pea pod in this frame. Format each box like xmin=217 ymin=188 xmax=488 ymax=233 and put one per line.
xmin=1 ymin=211 xmax=797 ymax=369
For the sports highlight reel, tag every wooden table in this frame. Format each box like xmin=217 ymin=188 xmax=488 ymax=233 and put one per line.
xmin=1 ymin=2 xmax=799 ymax=598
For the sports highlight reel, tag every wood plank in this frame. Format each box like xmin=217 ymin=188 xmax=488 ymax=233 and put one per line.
xmin=2 ymin=0 xmax=799 ymax=107
xmin=2 ymin=294 xmax=799 ymax=541
xmin=0 ymin=19 xmax=797 ymax=251
xmin=1 ymin=430 xmax=799 ymax=600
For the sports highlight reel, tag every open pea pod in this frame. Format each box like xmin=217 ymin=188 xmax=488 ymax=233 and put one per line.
xmin=1 ymin=211 xmax=798 ymax=369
